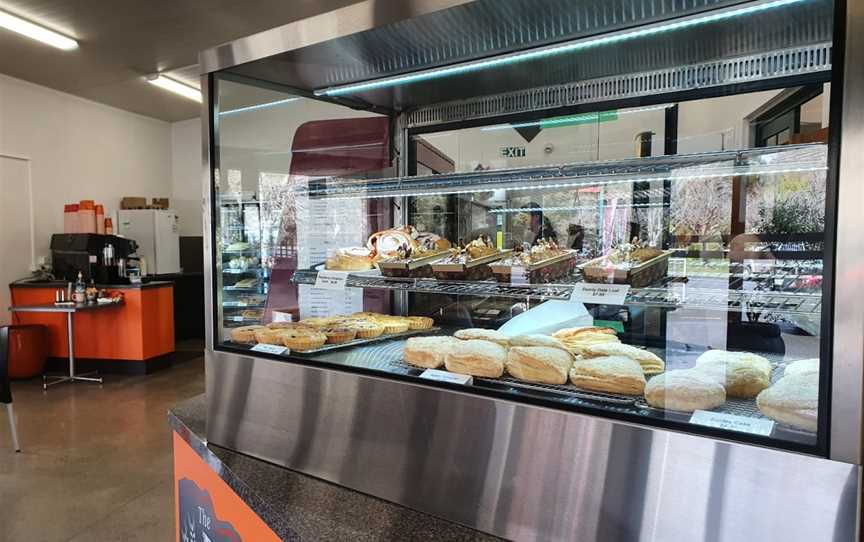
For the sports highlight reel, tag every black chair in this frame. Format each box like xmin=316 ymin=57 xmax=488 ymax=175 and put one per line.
xmin=0 ymin=327 xmax=20 ymax=452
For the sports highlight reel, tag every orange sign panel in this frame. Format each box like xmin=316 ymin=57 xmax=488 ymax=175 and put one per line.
xmin=173 ymin=432 xmax=281 ymax=542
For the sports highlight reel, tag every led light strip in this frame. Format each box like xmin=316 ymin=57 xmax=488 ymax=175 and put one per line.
xmin=489 ymin=202 xmax=669 ymax=213
xmin=220 ymin=97 xmax=300 ymax=116
xmin=481 ymin=104 xmax=674 ymax=132
xmin=314 ymin=0 xmax=807 ymax=97
xmin=304 ymin=165 xmax=827 ymax=201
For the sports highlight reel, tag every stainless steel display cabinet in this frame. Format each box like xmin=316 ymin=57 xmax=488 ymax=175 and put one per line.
xmin=198 ymin=1 xmax=864 ymax=540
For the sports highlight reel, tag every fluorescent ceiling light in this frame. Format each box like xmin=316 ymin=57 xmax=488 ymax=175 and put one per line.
xmin=147 ymin=75 xmax=202 ymax=102
xmin=315 ymin=0 xmax=805 ymax=97
xmin=0 ymin=9 xmax=77 ymax=50
xmin=220 ymin=97 xmax=300 ymax=116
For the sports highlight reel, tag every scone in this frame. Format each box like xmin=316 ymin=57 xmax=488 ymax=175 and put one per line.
xmin=506 ymin=346 xmax=574 ymax=385
xmin=694 ymin=350 xmax=771 ymax=398
xmin=508 ymin=334 xmax=569 ymax=353
xmin=453 ymin=328 xmax=510 ymax=346
xmin=230 ymin=325 xmax=265 ymax=344
xmin=552 ymin=326 xmax=620 ymax=355
xmin=407 ymin=316 xmax=435 ymax=330
xmin=444 ymin=340 xmax=507 ymax=378
xmin=569 ymin=356 xmax=646 ymax=395
xmin=784 ymin=358 xmax=819 ymax=377
xmin=756 ymin=372 xmax=818 ymax=432
xmin=404 ymin=336 xmax=462 ymax=369
xmin=582 ymin=342 xmax=665 ymax=375
xmin=644 ymin=370 xmax=726 ymax=412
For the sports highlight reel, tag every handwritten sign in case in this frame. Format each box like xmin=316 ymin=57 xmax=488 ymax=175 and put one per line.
xmin=313 ymin=270 xmax=349 ymax=290
xmin=569 ymin=283 xmax=630 ymax=305
xmin=689 ymin=410 xmax=775 ymax=436
xmin=250 ymin=344 xmax=289 ymax=356
xmin=420 ymin=369 xmax=473 ymax=386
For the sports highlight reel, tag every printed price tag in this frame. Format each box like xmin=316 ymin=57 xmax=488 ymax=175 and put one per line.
xmin=250 ymin=344 xmax=289 ymax=356
xmin=314 ymin=270 xmax=349 ymax=290
xmin=420 ymin=369 xmax=473 ymax=386
xmin=689 ymin=410 xmax=775 ymax=436
xmin=569 ymin=283 xmax=630 ymax=305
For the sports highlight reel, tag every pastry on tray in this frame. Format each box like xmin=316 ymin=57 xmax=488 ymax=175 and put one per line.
xmin=756 ymin=372 xmax=818 ymax=432
xmin=344 ymin=319 xmax=385 ymax=339
xmin=431 ymin=236 xmax=503 ymax=280
xmin=325 ymin=247 xmax=374 ymax=271
xmin=322 ymin=326 xmax=358 ymax=344
xmin=693 ymin=350 xmax=771 ymax=398
xmin=230 ymin=325 xmax=265 ymax=344
xmin=444 ymin=339 xmax=506 ymax=378
xmin=581 ymin=238 xmax=669 ymax=287
xmin=581 ymin=343 xmax=665 ymax=376
xmin=506 ymin=346 xmax=574 ymax=385
xmin=508 ymin=334 xmax=569 ymax=352
xmin=454 ymin=328 xmax=510 ymax=347
xmin=783 ymin=358 xmax=819 ymax=377
xmin=569 ymin=355 xmax=646 ymax=396
xmin=644 ymin=369 xmax=726 ymax=412
xmin=373 ymin=226 xmax=451 ymax=277
xmin=490 ymin=239 xmax=576 ymax=284
xmin=279 ymin=328 xmax=327 ymax=352
xmin=551 ymin=326 xmax=620 ymax=356
xmin=404 ymin=336 xmax=462 ymax=369
xmin=407 ymin=316 xmax=435 ymax=330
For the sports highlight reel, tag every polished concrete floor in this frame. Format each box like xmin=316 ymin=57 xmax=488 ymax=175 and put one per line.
xmin=0 ymin=353 xmax=205 ymax=542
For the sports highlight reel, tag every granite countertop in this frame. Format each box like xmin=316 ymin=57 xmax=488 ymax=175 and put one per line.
xmin=10 ymin=279 xmax=174 ymax=290
xmin=169 ymin=395 xmax=502 ymax=542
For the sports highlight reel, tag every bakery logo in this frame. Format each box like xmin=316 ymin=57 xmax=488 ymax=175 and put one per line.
xmin=499 ymin=146 xmax=526 ymax=158
xmin=178 ymin=478 xmax=242 ymax=542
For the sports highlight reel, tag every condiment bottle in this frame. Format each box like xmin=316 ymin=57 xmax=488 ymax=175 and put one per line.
xmin=104 ymin=217 xmax=114 ymax=235
xmin=73 ymin=272 xmax=86 ymax=304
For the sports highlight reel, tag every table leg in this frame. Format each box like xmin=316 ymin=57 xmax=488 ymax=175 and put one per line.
xmin=43 ymin=309 xmax=103 ymax=388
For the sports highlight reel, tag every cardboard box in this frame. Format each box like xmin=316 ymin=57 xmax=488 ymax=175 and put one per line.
xmin=151 ymin=198 xmax=170 ymax=209
xmin=120 ymin=197 xmax=148 ymax=209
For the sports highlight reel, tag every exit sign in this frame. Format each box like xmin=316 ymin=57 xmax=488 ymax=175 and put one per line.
xmin=500 ymin=146 xmax=526 ymax=158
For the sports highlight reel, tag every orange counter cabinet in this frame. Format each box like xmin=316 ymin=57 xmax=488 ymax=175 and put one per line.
xmin=9 ymin=282 xmax=175 ymax=366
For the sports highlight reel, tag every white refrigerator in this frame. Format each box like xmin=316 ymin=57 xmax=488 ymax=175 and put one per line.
xmin=117 ymin=209 xmax=181 ymax=275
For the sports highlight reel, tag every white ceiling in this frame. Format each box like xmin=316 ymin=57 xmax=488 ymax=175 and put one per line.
xmin=0 ymin=0 xmax=362 ymax=121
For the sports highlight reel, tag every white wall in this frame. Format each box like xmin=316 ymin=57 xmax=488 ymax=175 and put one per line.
xmin=0 ymin=73 xmax=173 ymax=270
xmin=171 ymin=118 xmax=203 ymax=236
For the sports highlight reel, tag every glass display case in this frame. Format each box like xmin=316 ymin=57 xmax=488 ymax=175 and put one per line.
xmin=201 ymin=0 xmax=863 ymax=539
xmin=213 ymin=79 xmax=830 ymax=450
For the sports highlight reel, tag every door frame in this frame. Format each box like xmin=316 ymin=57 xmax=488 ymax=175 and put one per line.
xmin=0 ymin=152 xmax=36 ymax=272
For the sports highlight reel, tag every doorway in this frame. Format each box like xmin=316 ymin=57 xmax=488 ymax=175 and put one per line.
xmin=0 ymin=155 xmax=35 ymax=326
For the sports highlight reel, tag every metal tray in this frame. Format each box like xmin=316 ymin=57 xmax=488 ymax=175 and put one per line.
xmin=489 ymin=251 xmax=576 ymax=272
xmin=289 ymin=327 xmax=441 ymax=355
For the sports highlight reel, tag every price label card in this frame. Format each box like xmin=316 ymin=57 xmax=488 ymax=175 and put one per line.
xmin=420 ymin=369 xmax=473 ymax=386
xmin=250 ymin=344 xmax=289 ymax=356
xmin=314 ymin=270 xmax=349 ymax=290
xmin=510 ymin=266 xmax=528 ymax=286
xmin=690 ymin=410 xmax=775 ymax=436
xmin=569 ymin=283 xmax=630 ymax=305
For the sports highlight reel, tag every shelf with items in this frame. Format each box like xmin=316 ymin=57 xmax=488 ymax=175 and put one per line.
xmin=290 ymin=267 xmax=822 ymax=316
xmin=297 ymin=144 xmax=827 ymax=200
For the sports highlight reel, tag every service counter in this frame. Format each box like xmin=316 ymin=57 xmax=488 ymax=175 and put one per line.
xmin=9 ymin=280 xmax=175 ymax=373
xmin=169 ymin=395 xmax=498 ymax=541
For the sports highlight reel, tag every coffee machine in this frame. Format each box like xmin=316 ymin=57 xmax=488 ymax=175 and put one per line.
xmin=50 ymin=234 xmax=139 ymax=284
